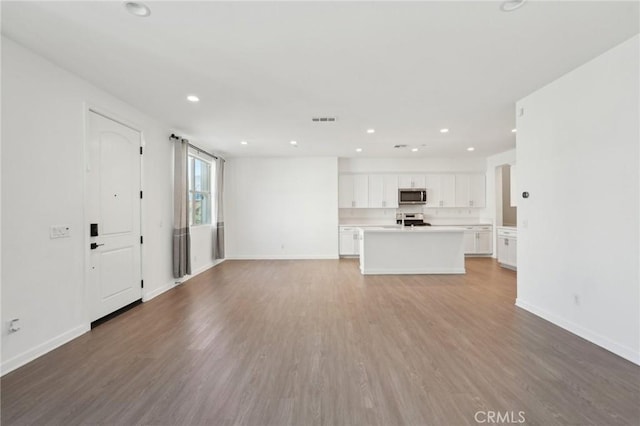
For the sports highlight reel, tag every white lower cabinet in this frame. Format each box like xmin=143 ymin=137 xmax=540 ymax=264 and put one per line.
xmin=462 ymin=225 xmax=493 ymax=255
xmin=497 ymin=228 xmax=517 ymax=269
xmin=339 ymin=227 xmax=360 ymax=255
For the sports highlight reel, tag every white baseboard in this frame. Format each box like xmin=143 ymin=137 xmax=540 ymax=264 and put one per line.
xmin=225 ymin=255 xmax=339 ymax=260
xmin=144 ymin=259 xmax=226 ymax=301
xmin=515 ymin=298 xmax=640 ymax=365
xmin=361 ymin=267 xmax=466 ymax=275
xmin=189 ymin=259 xmax=225 ymax=276
xmin=143 ymin=280 xmax=179 ymax=302
xmin=1 ymin=324 xmax=90 ymax=377
xmin=2 ymin=260 xmax=228 ymax=377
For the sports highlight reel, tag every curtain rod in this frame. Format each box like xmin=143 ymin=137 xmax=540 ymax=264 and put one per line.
xmin=170 ymin=133 xmax=219 ymax=160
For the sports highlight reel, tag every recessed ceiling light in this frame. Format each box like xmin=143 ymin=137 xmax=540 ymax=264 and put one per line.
xmin=512 ymin=128 xmax=517 ymax=133
xmin=290 ymin=140 xmax=298 ymax=145
xmin=356 ymin=148 xmax=363 ymax=152
xmin=440 ymin=128 xmax=449 ymax=133
xmin=366 ymin=129 xmax=375 ymax=134
xmin=186 ymin=95 xmax=199 ymax=103
xmin=411 ymin=148 xmax=419 ymax=152
xmin=240 ymin=141 xmax=248 ymax=145
xmin=501 ymin=0 xmax=527 ymax=12
xmin=124 ymin=1 xmax=151 ymax=17
xmin=467 ymin=147 xmax=475 ymax=152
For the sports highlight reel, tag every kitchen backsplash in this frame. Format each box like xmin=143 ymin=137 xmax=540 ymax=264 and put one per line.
xmin=339 ymin=207 xmax=490 ymax=225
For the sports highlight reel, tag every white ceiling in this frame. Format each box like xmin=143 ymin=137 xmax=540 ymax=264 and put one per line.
xmin=2 ymin=1 xmax=638 ymax=158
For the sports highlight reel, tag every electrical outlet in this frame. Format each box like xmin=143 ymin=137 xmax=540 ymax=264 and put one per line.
xmin=50 ymin=225 xmax=71 ymax=239
xmin=8 ymin=318 xmax=20 ymax=333
xmin=573 ymin=294 xmax=580 ymax=306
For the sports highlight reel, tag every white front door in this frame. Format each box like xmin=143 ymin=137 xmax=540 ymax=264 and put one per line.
xmin=87 ymin=111 xmax=142 ymax=322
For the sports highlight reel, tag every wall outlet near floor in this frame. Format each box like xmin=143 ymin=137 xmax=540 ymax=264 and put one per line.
xmin=50 ymin=225 xmax=71 ymax=239
xmin=8 ymin=318 xmax=21 ymax=333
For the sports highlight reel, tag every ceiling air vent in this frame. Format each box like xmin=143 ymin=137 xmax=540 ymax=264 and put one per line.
xmin=394 ymin=144 xmax=408 ymax=149
xmin=311 ymin=117 xmax=337 ymax=122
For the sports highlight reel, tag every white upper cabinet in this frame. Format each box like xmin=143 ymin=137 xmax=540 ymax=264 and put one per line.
xmin=455 ymin=174 xmax=486 ymax=208
xmin=339 ymin=172 xmax=485 ymax=209
xmin=398 ymin=174 xmax=425 ymax=189
xmin=368 ymin=175 xmax=398 ymax=208
xmin=338 ymin=175 xmax=354 ymax=208
xmin=425 ymin=174 xmax=456 ymax=207
xmin=353 ymin=175 xmax=369 ymax=207
xmin=339 ymin=174 xmax=369 ymax=208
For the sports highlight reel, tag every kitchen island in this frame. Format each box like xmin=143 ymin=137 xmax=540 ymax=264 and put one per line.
xmin=358 ymin=227 xmax=465 ymax=275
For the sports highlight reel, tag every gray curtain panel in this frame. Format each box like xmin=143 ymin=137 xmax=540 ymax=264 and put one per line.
xmin=173 ymin=137 xmax=191 ymax=278
xmin=213 ymin=157 xmax=225 ymax=259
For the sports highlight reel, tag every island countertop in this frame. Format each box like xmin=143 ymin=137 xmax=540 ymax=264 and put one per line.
xmin=359 ymin=226 xmax=464 ymax=233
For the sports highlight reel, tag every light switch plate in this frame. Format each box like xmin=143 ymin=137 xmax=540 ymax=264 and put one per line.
xmin=50 ymin=225 xmax=71 ymax=239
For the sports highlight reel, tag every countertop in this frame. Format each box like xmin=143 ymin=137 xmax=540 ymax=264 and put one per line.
xmin=360 ymin=226 xmax=464 ymax=233
xmin=340 ymin=221 xmax=492 ymax=227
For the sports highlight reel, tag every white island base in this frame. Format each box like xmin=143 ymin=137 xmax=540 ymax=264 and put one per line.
xmin=359 ymin=227 xmax=466 ymax=275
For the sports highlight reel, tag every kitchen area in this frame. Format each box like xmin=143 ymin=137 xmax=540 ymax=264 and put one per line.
xmin=338 ymin=161 xmax=517 ymax=274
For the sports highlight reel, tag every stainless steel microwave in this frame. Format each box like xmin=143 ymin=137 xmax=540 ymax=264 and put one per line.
xmin=398 ymin=188 xmax=427 ymax=205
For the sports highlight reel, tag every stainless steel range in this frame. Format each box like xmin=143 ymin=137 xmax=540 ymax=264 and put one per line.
xmin=396 ymin=213 xmax=431 ymax=226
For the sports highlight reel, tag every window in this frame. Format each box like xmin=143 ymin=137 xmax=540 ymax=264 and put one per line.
xmin=188 ymin=154 xmax=213 ymax=226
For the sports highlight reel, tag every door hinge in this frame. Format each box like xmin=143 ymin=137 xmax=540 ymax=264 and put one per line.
xmin=140 ymin=236 xmax=144 ymax=244
xmin=140 ymin=191 xmax=143 ymax=199
xmin=141 ymin=279 xmax=144 ymax=288
xmin=140 ymin=146 xmax=143 ymax=155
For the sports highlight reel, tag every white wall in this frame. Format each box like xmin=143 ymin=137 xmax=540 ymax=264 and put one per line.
xmin=189 ymin=225 xmax=222 ymax=277
xmin=516 ymin=35 xmax=639 ymax=364
xmin=224 ymin=157 xmax=339 ymax=259
xmin=1 ymin=37 xmax=178 ymax=374
xmin=339 ymin=157 xmax=486 ymax=174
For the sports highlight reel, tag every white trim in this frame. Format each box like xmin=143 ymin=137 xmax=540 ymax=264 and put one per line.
xmin=515 ymin=298 xmax=640 ymax=365
xmin=225 ymin=255 xmax=339 ymax=260
xmin=1 ymin=324 xmax=90 ymax=377
xmin=144 ymin=259 xmax=226 ymax=301
xmin=499 ymin=263 xmax=517 ymax=271
xmin=142 ymin=281 xmax=179 ymax=302
xmin=1 ymin=258 xmax=227 ymax=375
xmin=189 ymin=259 xmax=225 ymax=277
xmin=87 ymin=106 xmax=143 ymax=133
xmin=360 ymin=267 xmax=466 ymax=275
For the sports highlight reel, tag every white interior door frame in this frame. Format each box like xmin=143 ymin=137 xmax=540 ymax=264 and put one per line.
xmin=82 ymin=103 xmax=145 ymax=325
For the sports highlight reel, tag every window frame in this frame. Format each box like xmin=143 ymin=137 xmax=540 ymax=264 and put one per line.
xmin=188 ymin=151 xmax=213 ymax=227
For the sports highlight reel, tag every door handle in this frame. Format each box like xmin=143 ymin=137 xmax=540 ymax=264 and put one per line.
xmin=90 ymin=243 xmax=104 ymax=250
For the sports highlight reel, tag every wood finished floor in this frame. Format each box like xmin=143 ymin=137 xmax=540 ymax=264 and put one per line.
xmin=1 ymin=258 xmax=639 ymax=426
